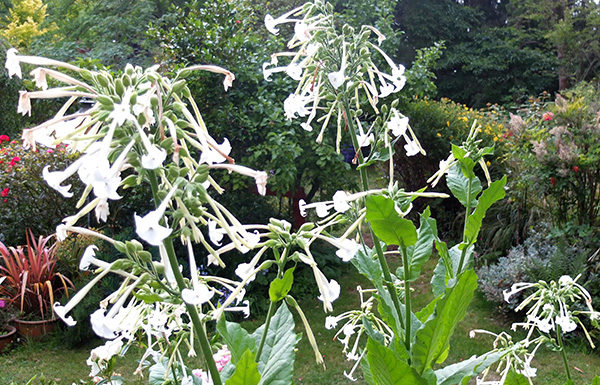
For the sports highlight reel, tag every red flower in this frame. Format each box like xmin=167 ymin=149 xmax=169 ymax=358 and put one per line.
xmin=572 ymin=166 xmax=580 ymax=172
xmin=0 ymin=135 xmax=9 ymax=143
xmin=1 ymin=188 xmax=9 ymax=197
xmin=9 ymin=156 xmax=20 ymax=166
xmin=235 ymin=20 xmax=241 ymax=24
xmin=550 ymin=177 xmax=557 ymax=186
xmin=543 ymin=111 xmax=554 ymax=121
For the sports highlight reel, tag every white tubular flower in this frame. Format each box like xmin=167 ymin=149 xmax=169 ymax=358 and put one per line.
xmin=54 ymin=268 xmax=113 ymax=326
xmin=182 ymin=283 xmax=214 ymax=306
xmin=182 ymin=239 xmax=214 ymax=305
xmin=207 ymin=164 xmax=268 ymax=196
xmin=404 ymin=140 xmax=420 ymax=157
xmin=79 ymin=245 xmax=110 ymax=271
xmin=86 ymin=338 xmax=124 ymax=377
xmin=335 ymin=239 xmax=359 ymax=262
xmin=427 ymin=155 xmax=456 ymax=187
xmin=325 ymin=315 xmax=339 ymax=330
xmin=225 ymin=299 xmax=251 ymax=318
xmin=284 ymin=93 xmax=311 ymax=120
xmin=135 ymin=124 xmax=166 ymax=170
xmin=18 ymin=90 xmax=31 ymax=116
xmin=328 ymin=69 xmax=345 ymax=89
xmin=5 ymin=48 xmax=21 ymax=78
xmin=96 ymin=199 xmax=110 ymax=222
xmin=182 ymin=64 xmax=235 ymax=91
xmin=134 ymin=186 xmax=177 ymax=246
xmin=208 ymin=220 xmax=225 ymax=246
xmin=312 ymin=266 xmax=340 ymax=312
xmin=42 ymin=155 xmax=89 ymax=198
xmin=387 ymin=111 xmax=409 ymax=137
xmin=264 ymin=6 xmax=304 ymax=35
xmin=332 ymin=190 xmax=351 ymax=213
xmin=263 ymin=62 xmax=303 ymax=82
xmin=199 ymin=138 xmax=232 ymax=165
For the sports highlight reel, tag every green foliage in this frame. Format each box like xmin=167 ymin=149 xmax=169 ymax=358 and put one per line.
xmin=0 ymin=0 xmax=54 ymax=49
xmin=0 ymin=140 xmax=83 ymax=245
xmin=500 ymin=83 xmax=600 ymax=228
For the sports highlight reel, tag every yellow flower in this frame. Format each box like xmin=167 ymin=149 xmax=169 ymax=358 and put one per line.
xmin=446 ymin=121 xmax=450 ymax=127
xmin=486 ymin=161 xmax=491 ymax=166
xmin=437 ymin=133 xmax=442 ymax=137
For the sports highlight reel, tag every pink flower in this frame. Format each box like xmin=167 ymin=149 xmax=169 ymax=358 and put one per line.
xmin=46 ymin=149 xmax=54 ymax=153
xmin=0 ymin=300 xmax=5 ymax=308
xmin=1 ymin=188 xmax=8 ymax=197
xmin=0 ymin=135 xmax=9 ymax=143
xmin=543 ymin=111 xmax=554 ymax=121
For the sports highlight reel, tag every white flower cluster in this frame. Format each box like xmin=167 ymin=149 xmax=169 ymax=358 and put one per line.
xmin=263 ymin=1 xmax=423 ymax=158
xmin=504 ymin=274 xmax=600 ymax=346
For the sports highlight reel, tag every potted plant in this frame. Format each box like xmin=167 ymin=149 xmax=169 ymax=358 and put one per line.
xmin=0 ymin=230 xmax=73 ymax=339
xmin=0 ymin=277 xmax=17 ymax=352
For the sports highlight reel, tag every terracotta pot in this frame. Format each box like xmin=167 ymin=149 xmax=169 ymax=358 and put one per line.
xmin=0 ymin=325 xmax=17 ymax=353
xmin=13 ymin=318 xmax=58 ymax=340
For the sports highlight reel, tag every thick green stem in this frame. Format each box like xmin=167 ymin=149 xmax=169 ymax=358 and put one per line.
xmin=256 ymin=299 xmax=277 ymax=363
xmin=343 ymin=101 xmax=406 ymax=331
xmin=147 ymin=171 xmax=223 ymax=385
xmin=401 ymin=245 xmax=411 ymax=353
xmin=556 ymin=325 xmax=572 ymax=382
xmin=456 ymin=176 xmax=473 ymax=275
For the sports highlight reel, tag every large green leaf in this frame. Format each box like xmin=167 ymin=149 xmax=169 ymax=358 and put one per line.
xmin=412 ymin=270 xmax=478 ymax=374
xmin=464 ymin=176 xmax=507 ymax=244
xmin=252 ymin=302 xmax=298 ymax=385
xmin=351 ymin=244 xmax=384 ymax=286
xmin=504 ymin=370 xmax=530 ymax=385
xmin=366 ymin=338 xmax=428 ymax=385
xmin=590 ymin=376 xmax=600 ymax=385
xmin=434 ymin=351 xmax=506 ymax=385
xmin=217 ymin=318 xmax=256 ymax=364
xmin=225 ymin=349 xmax=261 ymax=385
xmin=446 ymin=163 xmax=481 ymax=208
xmin=397 ymin=207 xmax=437 ymax=282
xmin=269 ymin=267 xmax=295 ymax=302
xmin=365 ymin=195 xmax=417 ymax=247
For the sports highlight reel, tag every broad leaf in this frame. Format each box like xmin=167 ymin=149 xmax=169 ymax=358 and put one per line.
xmin=591 ymin=376 xmax=600 ymax=385
xmin=434 ymin=351 xmax=506 ymax=385
xmin=464 ymin=176 xmax=507 ymax=244
xmin=446 ymin=164 xmax=481 ymax=208
xmin=397 ymin=207 xmax=437 ymax=282
xmin=217 ymin=318 xmax=256 ymax=364
xmin=225 ymin=349 xmax=261 ymax=385
xmin=269 ymin=267 xmax=295 ymax=302
xmin=366 ymin=195 xmax=417 ymax=247
xmin=366 ymin=338 xmax=428 ymax=385
xmin=412 ymin=270 xmax=478 ymax=374
xmin=504 ymin=370 xmax=530 ymax=385
xmin=252 ymin=302 xmax=298 ymax=385
xmin=352 ymin=245 xmax=383 ymax=285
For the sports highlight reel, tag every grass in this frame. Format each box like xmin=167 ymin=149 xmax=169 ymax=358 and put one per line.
xmin=1 ymin=257 xmax=600 ymax=385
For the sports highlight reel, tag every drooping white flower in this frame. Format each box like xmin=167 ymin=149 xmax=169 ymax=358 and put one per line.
xmin=79 ymin=245 xmax=110 ymax=271
xmin=207 ymin=164 xmax=269 ymax=196
xmin=134 ymin=186 xmax=177 ymax=246
xmin=208 ymin=220 xmax=225 ymax=246
xmin=404 ymin=140 xmax=420 ymax=157
xmin=199 ymin=138 xmax=232 ymax=165
xmin=141 ymin=145 xmax=167 ymax=170
xmin=235 ymin=262 xmax=257 ymax=283
xmin=313 ymin=267 xmax=340 ymax=312
xmin=95 ymin=198 xmax=110 ymax=222
xmin=264 ymin=6 xmax=303 ymax=35
xmin=17 ymin=90 xmax=31 ymax=116
xmin=335 ymin=239 xmax=359 ymax=262
xmin=555 ymin=313 xmax=577 ymax=333
xmin=328 ymin=69 xmax=345 ymax=89
xmin=5 ymin=48 xmax=21 ymax=78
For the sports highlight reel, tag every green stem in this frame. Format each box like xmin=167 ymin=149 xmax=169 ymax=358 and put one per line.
xmin=456 ymin=175 xmax=473 ymax=275
xmin=343 ymin=100 xmax=406 ymax=331
xmin=401 ymin=245 xmax=411 ymax=354
xmin=147 ymin=171 xmax=223 ymax=385
xmin=256 ymin=299 xmax=277 ymax=363
xmin=556 ymin=325 xmax=572 ymax=382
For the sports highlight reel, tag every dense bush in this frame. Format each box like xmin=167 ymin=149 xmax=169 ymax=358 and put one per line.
xmin=397 ymin=97 xmax=506 ymax=238
xmin=0 ymin=138 xmax=84 ymax=245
